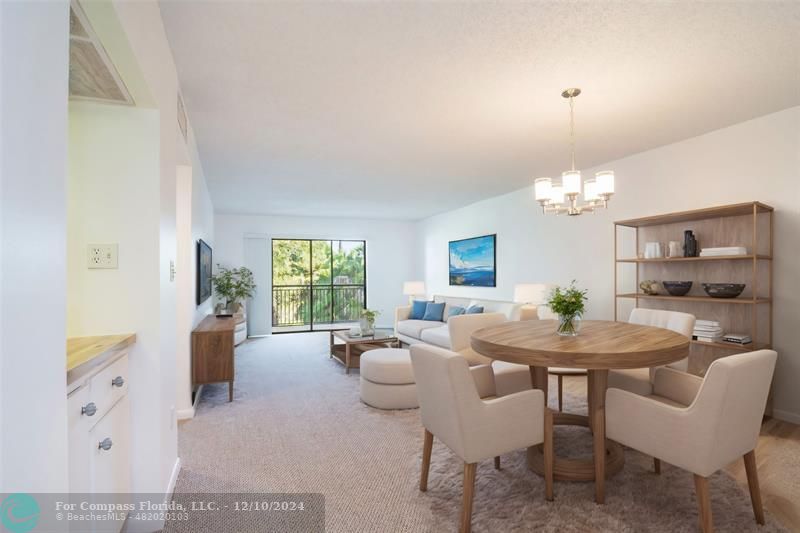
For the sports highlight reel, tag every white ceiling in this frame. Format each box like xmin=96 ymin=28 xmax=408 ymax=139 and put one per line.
xmin=160 ymin=1 xmax=800 ymax=220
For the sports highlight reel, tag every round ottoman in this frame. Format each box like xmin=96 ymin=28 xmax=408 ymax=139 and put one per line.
xmin=359 ymin=348 xmax=418 ymax=409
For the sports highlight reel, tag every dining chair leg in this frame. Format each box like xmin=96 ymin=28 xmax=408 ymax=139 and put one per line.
xmin=654 ymin=458 xmax=661 ymax=475
xmin=420 ymin=429 xmax=433 ymax=492
xmin=494 ymin=456 xmax=501 ymax=470
xmin=544 ymin=408 xmax=554 ymax=501
xmin=460 ymin=462 xmax=477 ymax=533
xmin=693 ymin=474 xmax=714 ymax=533
xmin=557 ymin=375 xmax=564 ymax=412
xmin=743 ymin=450 xmax=765 ymax=525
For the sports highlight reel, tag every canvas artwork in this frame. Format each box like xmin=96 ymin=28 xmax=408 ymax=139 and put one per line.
xmin=448 ymin=234 xmax=496 ymax=287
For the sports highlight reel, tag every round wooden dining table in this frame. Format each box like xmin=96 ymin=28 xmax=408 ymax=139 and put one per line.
xmin=471 ymin=319 xmax=689 ymax=504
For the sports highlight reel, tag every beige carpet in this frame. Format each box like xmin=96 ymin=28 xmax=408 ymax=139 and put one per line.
xmin=169 ymin=333 xmax=787 ymax=532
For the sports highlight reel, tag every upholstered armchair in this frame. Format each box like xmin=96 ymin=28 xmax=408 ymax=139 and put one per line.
xmin=448 ymin=312 xmax=506 ymax=365
xmin=607 ymin=308 xmax=696 ymax=396
xmin=410 ymin=344 xmax=553 ymax=533
xmin=606 ymin=349 xmax=777 ymax=533
xmin=448 ymin=312 xmax=533 ymax=396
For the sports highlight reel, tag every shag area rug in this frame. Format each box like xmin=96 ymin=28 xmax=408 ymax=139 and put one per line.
xmin=168 ymin=333 xmax=787 ymax=532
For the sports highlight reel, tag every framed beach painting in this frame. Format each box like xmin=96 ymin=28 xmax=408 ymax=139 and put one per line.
xmin=448 ymin=234 xmax=496 ymax=287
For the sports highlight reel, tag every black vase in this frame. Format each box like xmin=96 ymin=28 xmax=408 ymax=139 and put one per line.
xmin=683 ymin=230 xmax=694 ymax=257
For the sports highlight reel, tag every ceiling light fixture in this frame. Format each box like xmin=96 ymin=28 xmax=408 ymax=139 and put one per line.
xmin=534 ymin=88 xmax=615 ymax=216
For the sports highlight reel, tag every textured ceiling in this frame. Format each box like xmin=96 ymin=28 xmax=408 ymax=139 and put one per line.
xmin=160 ymin=1 xmax=800 ymax=220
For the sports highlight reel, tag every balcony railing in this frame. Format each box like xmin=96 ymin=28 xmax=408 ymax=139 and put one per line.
xmin=272 ymin=285 xmax=365 ymax=327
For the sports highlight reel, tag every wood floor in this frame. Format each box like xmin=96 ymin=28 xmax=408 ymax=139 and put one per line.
xmin=560 ymin=375 xmax=800 ymax=531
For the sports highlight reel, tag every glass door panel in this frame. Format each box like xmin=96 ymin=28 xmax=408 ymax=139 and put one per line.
xmin=272 ymin=238 xmax=366 ymax=333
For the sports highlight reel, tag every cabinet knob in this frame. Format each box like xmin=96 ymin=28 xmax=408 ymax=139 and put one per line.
xmin=81 ymin=402 xmax=97 ymax=417
xmin=98 ymin=438 xmax=113 ymax=451
xmin=111 ymin=376 xmax=125 ymax=388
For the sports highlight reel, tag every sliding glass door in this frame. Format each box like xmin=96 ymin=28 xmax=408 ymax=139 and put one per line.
xmin=272 ymin=239 xmax=366 ymax=332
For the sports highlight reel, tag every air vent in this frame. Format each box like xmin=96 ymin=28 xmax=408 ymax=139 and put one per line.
xmin=69 ymin=1 xmax=134 ymax=105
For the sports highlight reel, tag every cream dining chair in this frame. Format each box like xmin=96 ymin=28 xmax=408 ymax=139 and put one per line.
xmin=410 ymin=344 xmax=554 ymax=533
xmin=606 ymin=349 xmax=777 ymax=533
xmin=607 ymin=308 xmax=696 ymax=397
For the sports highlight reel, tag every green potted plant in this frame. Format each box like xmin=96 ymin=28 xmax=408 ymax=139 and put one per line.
xmin=211 ymin=265 xmax=257 ymax=314
xmin=547 ymin=280 xmax=588 ymax=336
xmin=359 ymin=308 xmax=380 ymax=336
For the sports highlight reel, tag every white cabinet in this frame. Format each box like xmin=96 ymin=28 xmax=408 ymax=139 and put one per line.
xmin=67 ymin=351 xmax=131 ymax=533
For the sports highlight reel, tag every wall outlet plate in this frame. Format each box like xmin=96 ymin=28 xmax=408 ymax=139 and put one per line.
xmin=87 ymin=244 xmax=118 ymax=269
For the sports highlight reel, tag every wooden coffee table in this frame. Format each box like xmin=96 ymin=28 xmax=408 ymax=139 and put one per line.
xmin=330 ymin=328 xmax=400 ymax=374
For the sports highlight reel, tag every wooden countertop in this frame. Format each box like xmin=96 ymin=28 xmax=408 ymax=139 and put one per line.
xmin=67 ymin=334 xmax=136 ymax=372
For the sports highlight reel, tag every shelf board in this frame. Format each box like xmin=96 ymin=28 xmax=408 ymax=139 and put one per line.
xmin=616 ymin=254 xmax=771 ymax=263
xmin=691 ymin=339 xmax=769 ymax=352
xmin=614 ymin=201 xmax=773 ymax=228
xmin=616 ymin=293 xmax=771 ymax=304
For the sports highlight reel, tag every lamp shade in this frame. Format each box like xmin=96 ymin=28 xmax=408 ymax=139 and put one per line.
xmin=534 ymin=177 xmax=552 ymax=201
xmin=550 ymin=185 xmax=565 ymax=205
xmin=513 ymin=283 xmax=549 ymax=305
xmin=584 ymin=178 xmax=599 ymax=202
xmin=562 ymin=170 xmax=582 ymax=195
xmin=596 ymin=170 xmax=615 ymax=195
xmin=403 ymin=281 xmax=426 ymax=296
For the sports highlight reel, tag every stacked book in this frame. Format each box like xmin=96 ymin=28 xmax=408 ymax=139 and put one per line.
xmin=722 ymin=333 xmax=752 ymax=345
xmin=693 ymin=320 xmax=723 ymax=342
xmin=699 ymin=246 xmax=747 ymax=257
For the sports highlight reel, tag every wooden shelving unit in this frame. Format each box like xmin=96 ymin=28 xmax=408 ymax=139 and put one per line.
xmin=614 ymin=201 xmax=774 ymax=372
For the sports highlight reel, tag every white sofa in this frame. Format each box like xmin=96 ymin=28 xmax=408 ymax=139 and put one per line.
xmin=394 ymin=295 xmax=536 ymax=348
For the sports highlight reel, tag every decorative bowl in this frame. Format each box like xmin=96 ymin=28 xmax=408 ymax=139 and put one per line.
xmin=662 ymin=281 xmax=692 ymax=296
xmin=702 ymin=283 xmax=745 ymax=298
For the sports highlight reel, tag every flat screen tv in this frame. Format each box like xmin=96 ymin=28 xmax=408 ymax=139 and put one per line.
xmin=197 ymin=239 xmax=213 ymax=305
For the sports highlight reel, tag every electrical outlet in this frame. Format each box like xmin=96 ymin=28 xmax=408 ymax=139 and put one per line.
xmin=87 ymin=244 xmax=118 ymax=269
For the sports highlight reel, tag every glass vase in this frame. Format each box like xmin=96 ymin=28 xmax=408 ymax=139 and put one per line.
xmin=557 ymin=314 xmax=581 ymax=336
xmin=359 ymin=318 xmax=374 ymax=336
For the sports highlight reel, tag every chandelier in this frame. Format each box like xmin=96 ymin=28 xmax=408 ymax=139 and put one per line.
xmin=534 ymin=88 xmax=615 ymax=216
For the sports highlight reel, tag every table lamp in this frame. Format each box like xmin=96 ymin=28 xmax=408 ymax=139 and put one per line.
xmin=403 ymin=281 xmax=426 ymax=304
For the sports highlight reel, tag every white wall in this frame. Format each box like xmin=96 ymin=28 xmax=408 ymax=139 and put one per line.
xmin=0 ymin=0 xmax=70 ymax=492
xmin=418 ymin=106 xmax=800 ymax=422
xmin=68 ymin=103 xmax=164 ymax=496
xmin=215 ymin=215 xmax=418 ymax=331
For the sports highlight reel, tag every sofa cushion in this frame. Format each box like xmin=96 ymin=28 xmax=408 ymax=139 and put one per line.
xmin=422 ymin=302 xmax=446 ymax=321
xmin=466 ymin=305 xmax=484 ymax=314
xmin=396 ymin=319 xmax=445 ymax=339
xmin=410 ymin=300 xmax=430 ymax=320
xmin=447 ymin=305 xmax=466 ymax=320
xmin=420 ymin=325 xmax=451 ymax=348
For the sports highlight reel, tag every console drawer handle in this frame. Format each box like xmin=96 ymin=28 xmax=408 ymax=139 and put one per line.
xmin=111 ymin=376 xmax=125 ymax=388
xmin=81 ymin=402 xmax=97 ymax=417
xmin=98 ymin=438 xmax=113 ymax=451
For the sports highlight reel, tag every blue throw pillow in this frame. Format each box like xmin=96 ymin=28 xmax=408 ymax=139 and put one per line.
xmin=447 ymin=306 xmax=466 ymax=318
xmin=466 ymin=305 xmax=484 ymax=314
xmin=422 ymin=302 xmax=446 ymax=322
xmin=410 ymin=300 xmax=430 ymax=320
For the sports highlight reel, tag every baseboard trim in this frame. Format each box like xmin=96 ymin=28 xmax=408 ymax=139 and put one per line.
xmin=165 ymin=457 xmax=181 ymax=501
xmin=772 ymin=408 xmax=800 ymax=425
xmin=176 ymin=406 xmax=195 ymax=420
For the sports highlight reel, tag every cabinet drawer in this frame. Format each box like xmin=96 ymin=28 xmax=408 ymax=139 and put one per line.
xmin=90 ymin=353 xmax=128 ymax=421
xmin=88 ymin=395 xmax=131 ymax=530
